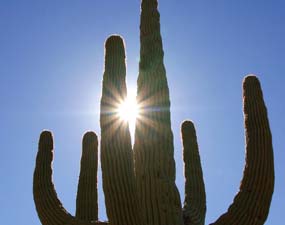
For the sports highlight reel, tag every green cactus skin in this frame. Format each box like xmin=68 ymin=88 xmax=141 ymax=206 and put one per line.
xmin=100 ymin=35 xmax=142 ymax=225
xmin=182 ymin=121 xmax=206 ymax=225
xmin=210 ymin=75 xmax=274 ymax=225
xmin=33 ymin=0 xmax=274 ymax=224
xmin=33 ymin=131 xmax=107 ymax=225
xmin=134 ymin=0 xmax=184 ymax=224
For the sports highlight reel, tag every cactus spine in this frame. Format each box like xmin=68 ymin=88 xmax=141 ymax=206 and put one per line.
xmin=33 ymin=1 xmax=274 ymax=225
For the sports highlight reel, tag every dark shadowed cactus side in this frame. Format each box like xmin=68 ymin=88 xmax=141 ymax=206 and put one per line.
xmin=33 ymin=0 xmax=274 ymax=225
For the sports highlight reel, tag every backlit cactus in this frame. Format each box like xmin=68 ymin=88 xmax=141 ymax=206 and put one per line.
xmin=33 ymin=0 xmax=274 ymax=225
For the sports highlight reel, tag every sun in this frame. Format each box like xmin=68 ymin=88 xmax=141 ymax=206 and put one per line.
xmin=117 ymin=89 xmax=140 ymax=136
xmin=118 ymin=98 xmax=138 ymax=122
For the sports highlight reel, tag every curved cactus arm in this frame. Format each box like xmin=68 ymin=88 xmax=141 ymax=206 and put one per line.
xmin=33 ymin=131 xmax=108 ymax=225
xmin=33 ymin=131 xmax=73 ymax=225
xmin=181 ymin=121 xmax=206 ymax=225
xmin=100 ymin=35 xmax=142 ymax=225
xmin=210 ymin=75 xmax=274 ymax=225
xmin=134 ymin=1 xmax=183 ymax=225
xmin=76 ymin=132 xmax=99 ymax=221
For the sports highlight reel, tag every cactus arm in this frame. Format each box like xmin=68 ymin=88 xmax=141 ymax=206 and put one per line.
xmin=33 ymin=131 xmax=108 ymax=225
xmin=76 ymin=132 xmax=99 ymax=221
xmin=134 ymin=1 xmax=183 ymax=225
xmin=100 ymin=35 xmax=142 ymax=225
xmin=33 ymin=131 xmax=75 ymax=225
xmin=210 ymin=75 xmax=274 ymax=225
xmin=181 ymin=121 xmax=206 ymax=225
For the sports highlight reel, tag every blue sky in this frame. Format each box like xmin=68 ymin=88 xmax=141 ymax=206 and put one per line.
xmin=0 ymin=0 xmax=284 ymax=224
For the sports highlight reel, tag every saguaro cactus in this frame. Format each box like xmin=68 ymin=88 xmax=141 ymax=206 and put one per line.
xmin=33 ymin=0 xmax=274 ymax=225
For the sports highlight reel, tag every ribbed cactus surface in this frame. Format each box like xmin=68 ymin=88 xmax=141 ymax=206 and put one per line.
xmin=33 ymin=1 xmax=274 ymax=225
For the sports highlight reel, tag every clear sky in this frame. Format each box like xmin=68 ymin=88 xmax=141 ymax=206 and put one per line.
xmin=1 ymin=0 xmax=284 ymax=224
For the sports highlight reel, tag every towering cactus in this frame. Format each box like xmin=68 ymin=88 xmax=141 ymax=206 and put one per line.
xmin=33 ymin=1 xmax=274 ymax=225
xmin=134 ymin=0 xmax=183 ymax=224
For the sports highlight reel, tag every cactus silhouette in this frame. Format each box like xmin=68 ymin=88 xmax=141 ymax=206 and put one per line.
xmin=33 ymin=0 xmax=274 ymax=225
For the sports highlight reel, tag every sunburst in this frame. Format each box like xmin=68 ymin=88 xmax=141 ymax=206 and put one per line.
xmin=116 ymin=89 xmax=140 ymax=138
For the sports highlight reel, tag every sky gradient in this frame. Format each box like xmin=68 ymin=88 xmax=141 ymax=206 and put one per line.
xmin=1 ymin=0 xmax=284 ymax=224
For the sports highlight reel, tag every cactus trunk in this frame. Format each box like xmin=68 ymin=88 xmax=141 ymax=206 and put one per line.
xmin=134 ymin=1 xmax=183 ymax=225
